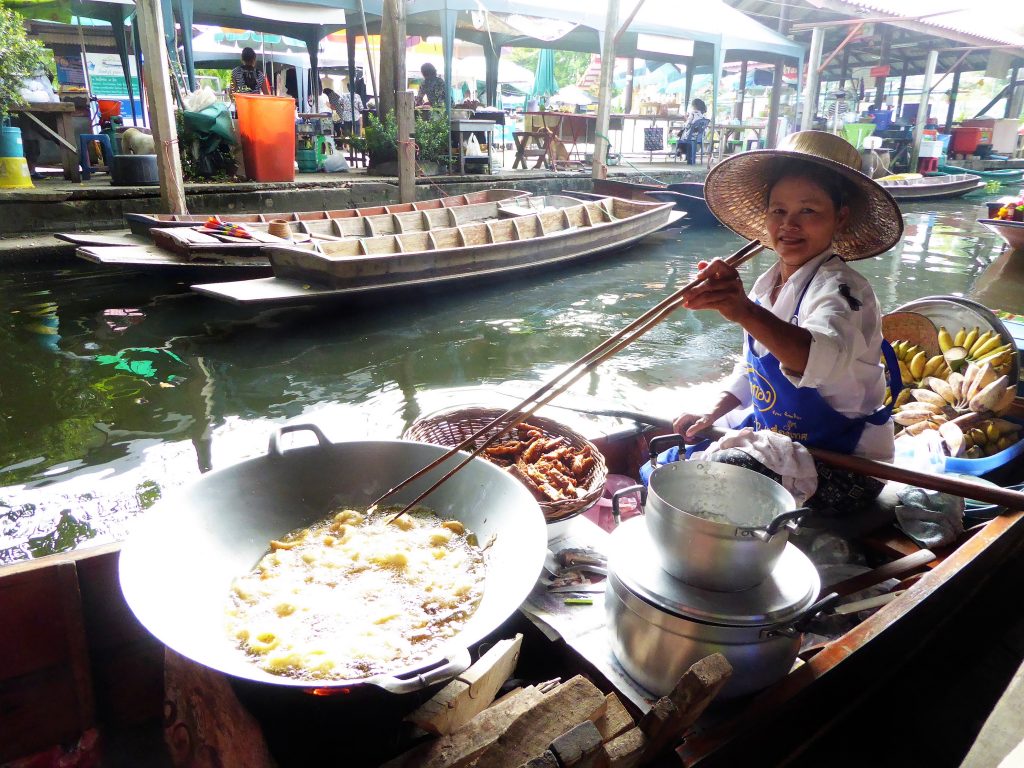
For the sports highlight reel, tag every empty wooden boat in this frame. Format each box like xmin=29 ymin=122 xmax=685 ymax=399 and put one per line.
xmin=122 ymin=189 xmax=531 ymax=235
xmin=192 ymin=196 xmax=682 ymax=306
xmin=877 ymin=172 xmax=986 ymax=201
xmin=592 ymin=179 xmax=721 ymax=227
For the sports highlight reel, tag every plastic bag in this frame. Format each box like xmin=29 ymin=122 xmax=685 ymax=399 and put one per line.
xmin=183 ymin=86 xmax=219 ymax=113
xmin=463 ymin=134 xmax=483 ymax=157
xmin=322 ymin=151 xmax=350 ymax=173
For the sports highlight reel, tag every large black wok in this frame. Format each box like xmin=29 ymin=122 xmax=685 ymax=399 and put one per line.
xmin=119 ymin=424 xmax=547 ymax=692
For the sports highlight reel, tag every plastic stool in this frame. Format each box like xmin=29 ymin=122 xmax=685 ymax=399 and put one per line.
xmin=78 ymin=133 xmax=113 ymax=180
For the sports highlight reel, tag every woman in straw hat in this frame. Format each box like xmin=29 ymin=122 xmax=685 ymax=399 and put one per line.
xmin=669 ymin=130 xmax=904 ymax=512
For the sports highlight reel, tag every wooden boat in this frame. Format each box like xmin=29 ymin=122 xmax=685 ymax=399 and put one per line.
xmin=70 ymin=194 xmax=535 ymax=275
xmin=3 ymin=395 xmax=1023 ymax=766
xmin=592 ymin=178 xmax=721 ymax=227
xmin=192 ymin=196 xmax=683 ymax=306
xmin=936 ymin=162 xmax=1024 ymax=185
xmin=877 ymin=172 xmax=986 ymax=201
xmin=121 ymin=189 xmax=531 ymax=236
xmin=978 ymin=218 xmax=1024 ymax=251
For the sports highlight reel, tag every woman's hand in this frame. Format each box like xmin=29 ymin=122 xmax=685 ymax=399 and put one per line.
xmin=672 ymin=392 xmax=741 ymax=443
xmin=683 ymin=258 xmax=754 ymax=323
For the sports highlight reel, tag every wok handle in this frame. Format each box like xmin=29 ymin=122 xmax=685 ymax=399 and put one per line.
xmin=648 ymin=434 xmax=686 ymax=467
xmin=761 ymin=592 xmax=841 ymax=639
xmin=366 ymin=648 xmax=472 ymax=695
xmin=268 ymin=423 xmax=331 ymax=457
xmin=754 ymin=507 xmax=812 ymax=540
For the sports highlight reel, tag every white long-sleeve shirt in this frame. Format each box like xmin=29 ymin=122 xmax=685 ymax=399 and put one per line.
xmin=721 ymin=248 xmax=895 ymax=461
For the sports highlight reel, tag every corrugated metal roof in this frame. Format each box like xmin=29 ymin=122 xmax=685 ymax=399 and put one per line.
xmin=812 ymin=0 xmax=1024 ymax=47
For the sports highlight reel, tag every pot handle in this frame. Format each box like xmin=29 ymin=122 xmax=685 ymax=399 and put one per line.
xmin=762 ymin=592 xmax=841 ymax=639
xmin=648 ymin=434 xmax=686 ymax=468
xmin=268 ymin=423 xmax=331 ymax=457
xmin=611 ymin=484 xmax=647 ymax=526
xmin=364 ymin=648 xmax=472 ymax=695
xmin=757 ymin=507 xmax=812 ymax=540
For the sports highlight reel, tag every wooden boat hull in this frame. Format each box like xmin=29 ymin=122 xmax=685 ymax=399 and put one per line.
xmin=75 ymin=244 xmax=273 ymax=276
xmin=979 ymin=218 xmax=1024 ymax=251
xmin=937 ymin=163 xmax=1024 ymax=184
xmin=592 ymin=179 xmax=720 ymax=227
xmin=880 ymin=173 xmax=986 ymax=201
xmin=122 ymin=189 xmax=531 ymax=236
xmin=193 ymin=199 xmax=684 ymax=305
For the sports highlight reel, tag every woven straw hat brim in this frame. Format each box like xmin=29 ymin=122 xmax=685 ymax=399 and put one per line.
xmin=704 ymin=148 xmax=904 ymax=260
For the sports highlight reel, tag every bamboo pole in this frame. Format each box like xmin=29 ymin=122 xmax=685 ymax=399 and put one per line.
xmin=800 ymin=27 xmax=824 ymax=131
xmin=134 ymin=0 xmax=186 ymax=214
xmin=909 ymin=49 xmax=938 ymax=173
xmin=592 ymin=0 xmax=620 ymax=180
xmin=357 ymin=0 xmax=378 ymax=105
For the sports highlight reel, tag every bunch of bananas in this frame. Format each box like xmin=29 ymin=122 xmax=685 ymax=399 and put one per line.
xmin=961 ymin=418 xmax=1022 ymax=459
xmin=938 ymin=326 xmax=1015 ymax=376
xmin=890 ymin=340 xmax=950 ymax=388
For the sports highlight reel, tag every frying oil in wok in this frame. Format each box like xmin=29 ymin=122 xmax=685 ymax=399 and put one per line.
xmin=226 ymin=506 xmax=485 ymax=681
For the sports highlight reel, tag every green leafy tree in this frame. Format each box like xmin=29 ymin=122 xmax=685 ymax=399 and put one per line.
xmin=0 ymin=5 xmax=49 ymax=118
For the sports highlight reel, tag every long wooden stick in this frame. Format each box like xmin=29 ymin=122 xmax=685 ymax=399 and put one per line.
xmin=700 ymin=426 xmax=1024 ymax=511
xmin=376 ymin=239 xmax=766 ymax=519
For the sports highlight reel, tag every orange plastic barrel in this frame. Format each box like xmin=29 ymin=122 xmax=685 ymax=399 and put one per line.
xmin=98 ymin=99 xmax=121 ymax=120
xmin=235 ymin=94 xmax=296 ymax=182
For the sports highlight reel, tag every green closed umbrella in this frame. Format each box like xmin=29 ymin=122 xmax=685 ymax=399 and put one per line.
xmin=530 ymin=48 xmax=558 ymax=103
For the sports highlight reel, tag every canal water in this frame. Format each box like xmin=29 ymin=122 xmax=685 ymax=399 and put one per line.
xmin=0 ymin=198 xmax=1011 ymax=563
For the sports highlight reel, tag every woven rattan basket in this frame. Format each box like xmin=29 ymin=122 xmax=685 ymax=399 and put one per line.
xmin=404 ymin=406 xmax=608 ymax=522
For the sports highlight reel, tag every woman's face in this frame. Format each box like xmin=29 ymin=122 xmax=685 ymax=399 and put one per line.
xmin=765 ymin=175 xmax=849 ymax=269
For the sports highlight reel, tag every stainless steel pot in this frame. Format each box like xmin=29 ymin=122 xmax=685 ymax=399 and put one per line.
xmin=119 ymin=424 xmax=548 ymax=692
xmin=612 ymin=435 xmax=808 ymax=592
xmin=606 ymin=518 xmax=836 ymax=699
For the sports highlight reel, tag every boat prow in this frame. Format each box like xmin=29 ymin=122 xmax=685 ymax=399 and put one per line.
xmin=978 ymin=218 xmax=1024 ymax=251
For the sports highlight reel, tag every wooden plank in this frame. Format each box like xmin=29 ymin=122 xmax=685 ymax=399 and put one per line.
xmin=381 ymin=686 xmax=545 ymax=768
xmin=57 ymin=562 xmax=95 ymax=729
xmin=473 ymin=675 xmax=608 ymax=768
xmin=603 ymin=728 xmax=646 ymax=768
xmin=406 ymin=634 xmax=522 ymax=735
xmin=594 ymin=693 xmax=634 ymax=741
xmin=549 ymin=720 xmax=605 ymax=768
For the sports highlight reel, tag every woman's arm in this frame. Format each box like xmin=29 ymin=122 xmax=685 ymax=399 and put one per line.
xmin=683 ymin=259 xmax=812 ymax=374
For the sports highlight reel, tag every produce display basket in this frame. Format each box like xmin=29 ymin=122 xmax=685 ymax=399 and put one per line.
xmin=405 ymin=406 xmax=608 ymax=522
xmin=944 ymin=417 xmax=1024 ymax=477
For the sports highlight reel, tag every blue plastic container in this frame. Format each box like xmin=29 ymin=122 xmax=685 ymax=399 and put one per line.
xmin=944 ymin=418 xmax=1024 ymax=476
xmin=867 ymin=109 xmax=893 ymax=132
xmin=0 ymin=122 xmax=24 ymax=158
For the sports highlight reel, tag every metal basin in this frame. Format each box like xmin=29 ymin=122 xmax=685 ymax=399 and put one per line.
xmin=119 ymin=425 xmax=547 ymax=692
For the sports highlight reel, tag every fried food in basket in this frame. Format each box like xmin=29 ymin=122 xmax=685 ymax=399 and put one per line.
xmin=482 ymin=423 xmax=597 ymax=503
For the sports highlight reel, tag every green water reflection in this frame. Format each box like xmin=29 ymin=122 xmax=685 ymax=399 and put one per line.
xmin=0 ymin=199 xmax=1013 ymax=562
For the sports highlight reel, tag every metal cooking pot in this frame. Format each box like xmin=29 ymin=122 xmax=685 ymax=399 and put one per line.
xmin=606 ymin=517 xmax=836 ymax=698
xmin=612 ymin=434 xmax=809 ymax=592
xmin=119 ymin=424 xmax=547 ymax=692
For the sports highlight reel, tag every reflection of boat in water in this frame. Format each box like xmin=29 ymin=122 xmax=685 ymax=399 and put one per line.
xmin=978 ymin=218 xmax=1024 ymax=251
xmin=192 ymin=196 xmax=682 ymax=306
xmin=592 ymin=179 xmax=721 ymax=227
xmin=877 ymin=172 xmax=986 ymax=201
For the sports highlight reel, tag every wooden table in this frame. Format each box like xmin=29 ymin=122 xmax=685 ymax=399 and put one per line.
xmin=709 ymin=123 xmax=766 ymax=165
xmin=512 ymin=130 xmax=554 ymax=170
xmin=524 ymin=112 xmax=596 ymax=165
xmin=9 ymin=102 xmax=80 ymax=182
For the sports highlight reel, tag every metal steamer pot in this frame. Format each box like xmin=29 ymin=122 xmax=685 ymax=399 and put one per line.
xmin=613 ymin=435 xmax=810 ymax=592
xmin=119 ymin=425 xmax=547 ymax=693
xmin=605 ymin=518 xmax=837 ymax=699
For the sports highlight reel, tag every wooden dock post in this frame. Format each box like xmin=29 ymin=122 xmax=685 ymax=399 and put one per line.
xmin=397 ymin=91 xmax=415 ymax=204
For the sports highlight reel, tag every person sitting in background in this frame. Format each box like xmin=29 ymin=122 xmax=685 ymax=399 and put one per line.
xmin=673 ymin=98 xmax=707 ymax=160
xmin=229 ymin=47 xmax=270 ymax=96
xmin=323 ymin=87 xmax=364 ymax=136
xmin=415 ymin=63 xmax=447 ymax=110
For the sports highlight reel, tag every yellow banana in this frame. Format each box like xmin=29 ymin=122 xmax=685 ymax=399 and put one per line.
xmin=937 ymin=326 xmax=953 ymax=354
xmin=898 ymin=359 xmax=913 ymax=385
xmin=909 ymin=350 xmax=927 ymax=381
xmin=922 ymin=354 xmax=945 ymax=379
xmin=970 ymin=333 xmax=1003 ymax=360
xmin=953 ymin=327 xmax=967 ymax=347
xmin=963 ymin=327 xmax=980 ymax=353
xmin=975 ymin=344 xmax=1013 ymax=365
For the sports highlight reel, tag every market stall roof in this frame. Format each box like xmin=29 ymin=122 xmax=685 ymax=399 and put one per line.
xmin=725 ymin=0 xmax=1024 ymax=79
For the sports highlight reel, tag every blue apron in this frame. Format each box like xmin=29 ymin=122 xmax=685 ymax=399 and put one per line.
xmin=641 ymin=257 xmax=900 ymax=483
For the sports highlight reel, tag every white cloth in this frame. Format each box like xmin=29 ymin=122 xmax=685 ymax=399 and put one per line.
xmin=722 ymin=248 xmax=895 ymax=461
xmin=691 ymin=426 xmax=819 ymax=506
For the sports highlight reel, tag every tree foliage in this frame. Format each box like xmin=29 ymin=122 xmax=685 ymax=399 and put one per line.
xmin=0 ymin=6 xmax=49 ymax=118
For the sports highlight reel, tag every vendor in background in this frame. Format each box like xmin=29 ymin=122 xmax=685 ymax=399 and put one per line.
xmin=672 ymin=98 xmax=706 ymax=158
xmin=415 ymin=63 xmax=447 ymax=110
xmin=229 ymin=47 xmax=270 ymax=96
xmin=666 ymin=131 xmax=904 ymax=515
xmin=323 ymin=87 xmax=363 ymax=136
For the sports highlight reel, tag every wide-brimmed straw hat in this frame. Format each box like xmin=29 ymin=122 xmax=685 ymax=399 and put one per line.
xmin=704 ymin=130 xmax=904 ymax=260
